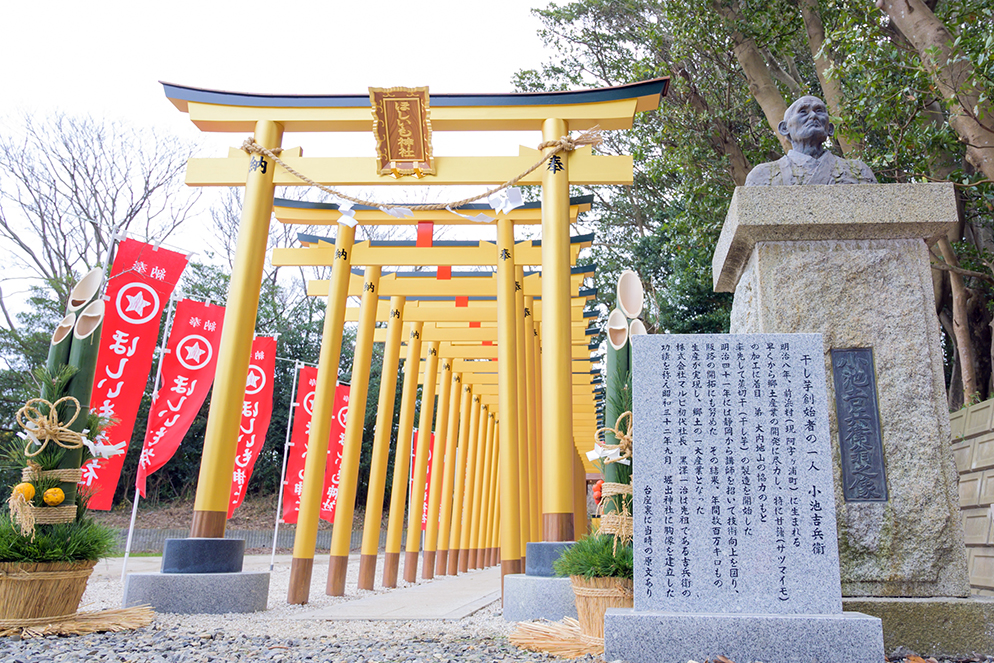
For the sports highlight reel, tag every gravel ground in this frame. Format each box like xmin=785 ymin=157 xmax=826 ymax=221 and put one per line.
xmin=1 ymin=555 xmax=583 ymax=663
xmin=2 ymin=556 xmax=992 ymax=663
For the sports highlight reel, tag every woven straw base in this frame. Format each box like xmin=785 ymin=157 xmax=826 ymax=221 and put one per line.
xmin=570 ymin=575 xmax=634 ymax=639
xmin=510 ymin=618 xmax=603 ymax=659
xmin=0 ymin=561 xmax=96 ymax=620
xmin=0 ymin=605 xmax=154 ymax=638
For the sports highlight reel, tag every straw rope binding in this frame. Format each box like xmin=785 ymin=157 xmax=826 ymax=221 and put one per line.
xmin=570 ymin=583 xmax=634 ymax=599
xmin=593 ymin=411 xmax=634 ymax=546
xmin=6 ymin=495 xmax=78 ymax=538
xmin=0 ymin=567 xmax=93 ymax=581
xmin=11 ymin=398 xmax=88 ymax=536
xmin=22 ymin=466 xmax=83 ymax=483
xmin=240 ymin=126 xmax=603 ymax=212
xmin=16 ymin=397 xmax=87 ymax=457
xmin=594 ymin=411 xmax=632 ymax=463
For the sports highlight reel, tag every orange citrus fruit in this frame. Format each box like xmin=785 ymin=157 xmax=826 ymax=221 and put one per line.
xmin=43 ymin=487 xmax=65 ymax=506
xmin=12 ymin=482 xmax=35 ymax=501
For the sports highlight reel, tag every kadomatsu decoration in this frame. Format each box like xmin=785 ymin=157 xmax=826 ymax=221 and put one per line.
xmin=2 ymin=267 xmax=150 ymax=636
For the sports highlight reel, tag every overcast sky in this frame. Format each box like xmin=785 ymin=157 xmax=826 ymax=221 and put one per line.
xmin=3 ymin=0 xmax=552 ymax=155
xmin=0 ymin=0 xmax=572 ymax=316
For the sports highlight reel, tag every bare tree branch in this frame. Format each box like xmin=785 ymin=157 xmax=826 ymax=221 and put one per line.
xmin=0 ymin=113 xmax=200 ymax=348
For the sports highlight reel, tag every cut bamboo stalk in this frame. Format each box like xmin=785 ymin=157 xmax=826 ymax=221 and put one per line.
xmin=66 ymin=267 xmax=104 ymax=314
xmin=606 ymin=309 xmax=628 ymax=352
xmin=41 ymin=312 xmax=76 ymax=402
xmin=61 ymin=299 xmax=106 ymax=506
xmin=603 ymin=311 xmax=629 ymax=517
xmin=616 ymin=270 xmax=644 ymax=319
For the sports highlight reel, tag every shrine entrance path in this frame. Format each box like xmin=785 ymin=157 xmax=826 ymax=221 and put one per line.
xmin=100 ymin=553 xmax=501 ymax=620
xmin=290 ymin=565 xmax=501 ymax=621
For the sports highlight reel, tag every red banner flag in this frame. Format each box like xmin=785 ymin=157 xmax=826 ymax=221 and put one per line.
xmin=281 ymin=367 xmax=350 ymax=524
xmin=79 ymin=238 xmax=188 ymax=510
xmin=135 ymin=299 xmax=224 ymax=498
xmin=412 ymin=430 xmax=436 ymax=531
xmin=227 ymin=336 xmax=277 ymax=517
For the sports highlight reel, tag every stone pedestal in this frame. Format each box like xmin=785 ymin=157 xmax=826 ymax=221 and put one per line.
xmin=713 ymin=183 xmax=969 ymax=598
xmin=844 ymin=597 xmax=994 ymax=657
xmin=606 ymin=610 xmax=883 ymax=663
xmin=122 ymin=538 xmax=269 ymax=614
xmin=503 ymin=575 xmax=577 ymax=622
xmin=502 ymin=542 xmax=577 ymax=622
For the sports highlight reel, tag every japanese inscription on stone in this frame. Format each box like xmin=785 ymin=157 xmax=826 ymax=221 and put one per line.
xmin=830 ymin=348 xmax=888 ymax=502
xmin=631 ymin=333 xmax=841 ymax=615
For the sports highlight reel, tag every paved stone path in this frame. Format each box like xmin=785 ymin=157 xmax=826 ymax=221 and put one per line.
xmin=290 ymin=566 xmax=501 ymax=621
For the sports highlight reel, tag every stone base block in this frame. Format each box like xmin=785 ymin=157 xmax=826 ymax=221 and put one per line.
xmin=844 ymin=596 xmax=994 ymax=658
xmin=124 ymin=572 xmax=269 ymax=614
xmin=524 ymin=542 xmax=573 ymax=577
xmin=162 ymin=538 xmax=244 ymax=574
xmin=502 ymin=574 xmax=577 ymax=622
xmin=605 ymin=609 xmax=883 ymax=663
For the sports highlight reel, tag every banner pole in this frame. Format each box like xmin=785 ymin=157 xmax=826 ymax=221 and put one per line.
xmin=121 ymin=294 xmax=177 ymax=583
xmin=271 ymin=360 xmax=302 ymax=571
xmin=120 ymin=493 xmax=141 ymax=584
xmin=99 ymin=232 xmax=121 ymax=284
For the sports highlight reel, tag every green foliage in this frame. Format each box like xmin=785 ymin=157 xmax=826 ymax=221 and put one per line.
xmin=603 ymin=366 xmax=632 ymax=501
xmin=514 ymin=0 xmax=743 ymax=335
xmin=0 ymin=284 xmax=72 ymax=433
xmin=0 ymin=513 xmax=118 ymax=562
xmin=553 ymin=533 xmax=634 ymax=580
xmin=520 ymin=0 xmax=993 ymax=406
xmin=3 ymin=437 xmax=67 ymax=476
xmin=606 ymin=367 xmax=632 ymax=423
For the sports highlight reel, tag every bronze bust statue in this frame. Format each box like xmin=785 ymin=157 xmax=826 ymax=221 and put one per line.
xmin=745 ymin=95 xmax=876 ymax=186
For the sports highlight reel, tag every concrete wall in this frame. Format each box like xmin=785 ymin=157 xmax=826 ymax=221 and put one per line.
xmin=949 ymin=400 xmax=994 ymax=594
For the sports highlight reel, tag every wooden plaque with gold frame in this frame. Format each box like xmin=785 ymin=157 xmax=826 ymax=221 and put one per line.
xmin=369 ymin=86 xmax=435 ymax=177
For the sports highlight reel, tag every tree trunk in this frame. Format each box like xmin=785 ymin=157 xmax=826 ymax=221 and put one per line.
xmin=877 ymin=0 xmax=994 ymax=181
xmin=711 ymin=1 xmax=792 ymax=154
xmin=798 ymin=0 xmax=859 ymax=156
xmin=762 ymin=48 xmax=804 ymax=98
xmin=939 ymin=310 xmax=962 ymax=409
xmin=932 ymin=263 xmax=947 ymax=316
xmin=937 ymin=236 xmax=980 ymax=403
xmin=678 ymin=68 xmax=754 ymax=186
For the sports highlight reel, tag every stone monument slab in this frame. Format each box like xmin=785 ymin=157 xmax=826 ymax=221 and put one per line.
xmin=605 ymin=333 xmax=883 ymax=663
xmin=631 ymin=333 xmax=840 ymax=614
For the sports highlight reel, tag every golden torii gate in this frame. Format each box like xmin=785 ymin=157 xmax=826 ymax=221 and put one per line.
xmin=273 ymin=218 xmax=597 ymax=597
xmin=161 ymin=78 xmax=666 ymax=603
xmin=363 ymin=298 xmax=602 ymax=571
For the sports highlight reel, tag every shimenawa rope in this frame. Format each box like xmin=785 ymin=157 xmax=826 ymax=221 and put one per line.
xmin=594 ymin=411 xmax=632 ymax=463
xmin=239 ymin=126 xmax=603 ymax=212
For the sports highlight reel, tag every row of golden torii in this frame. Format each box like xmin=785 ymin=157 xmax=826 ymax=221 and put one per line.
xmin=162 ymin=78 xmax=667 ymax=603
